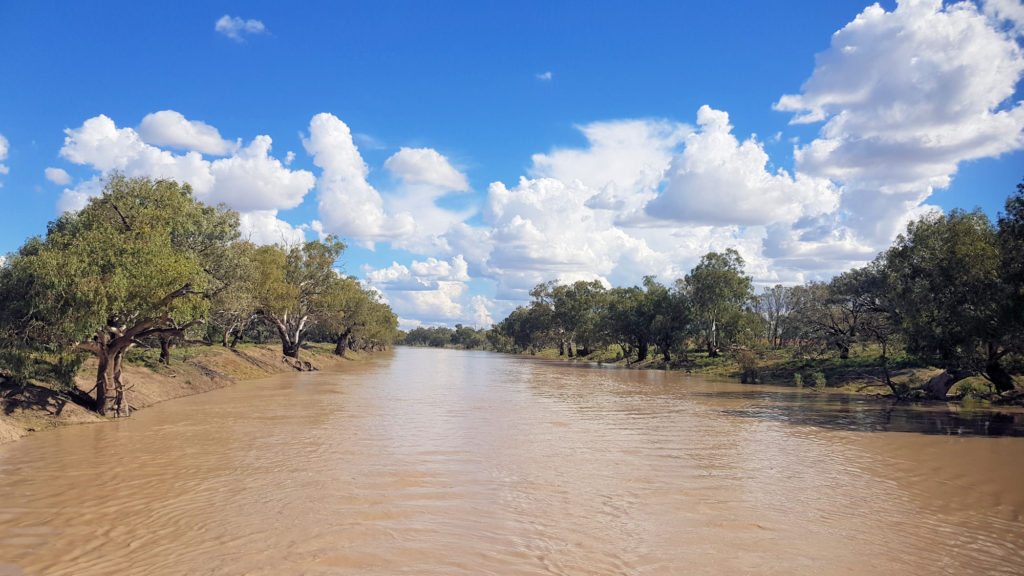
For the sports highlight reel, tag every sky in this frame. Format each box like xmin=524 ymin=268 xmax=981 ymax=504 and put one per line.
xmin=1 ymin=1 xmax=1023 ymax=330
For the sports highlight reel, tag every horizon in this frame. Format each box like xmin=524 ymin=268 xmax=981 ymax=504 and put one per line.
xmin=1 ymin=1 xmax=1023 ymax=330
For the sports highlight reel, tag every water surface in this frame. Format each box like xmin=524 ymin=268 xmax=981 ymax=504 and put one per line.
xmin=1 ymin=347 xmax=1021 ymax=575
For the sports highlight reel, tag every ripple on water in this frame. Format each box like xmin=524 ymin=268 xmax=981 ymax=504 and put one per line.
xmin=0 ymin=348 xmax=1022 ymax=575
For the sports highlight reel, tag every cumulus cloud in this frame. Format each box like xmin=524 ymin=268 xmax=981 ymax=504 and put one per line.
xmin=531 ymin=119 xmax=689 ymax=212
xmin=60 ymin=114 xmax=215 ymax=192
xmin=775 ymin=0 xmax=1024 ymax=245
xmin=303 ymin=113 xmax=393 ymax=245
xmin=304 ymin=113 xmax=474 ymax=252
xmin=384 ymin=147 xmax=469 ymax=191
xmin=0 ymin=133 xmax=9 ymax=182
xmin=644 ymin=105 xmax=839 ymax=226
xmin=45 ymin=167 xmax=71 ymax=185
xmin=470 ymin=295 xmax=494 ymax=328
xmin=215 ymin=15 xmax=267 ymax=42
xmin=56 ymin=176 xmax=104 ymax=213
xmin=479 ymin=176 xmax=672 ymax=298
xmin=138 ymin=110 xmax=237 ymax=156
xmin=208 ymin=136 xmax=315 ymax=211
xmin=536 ymin=71 xmax=553 ymax=81
xmin=364 ymin=255 xmax=478 ymax=324
xmin=59 ymin=113 xmax=314 ymax=214
xmin=56 ymin=113 xmax=314 ymax=245
xmin=238 ymin=210 xmax=307 ymax=246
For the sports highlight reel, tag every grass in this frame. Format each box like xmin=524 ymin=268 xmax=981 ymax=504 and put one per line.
xmin=524 ymin=342 xmax=969 ymax=399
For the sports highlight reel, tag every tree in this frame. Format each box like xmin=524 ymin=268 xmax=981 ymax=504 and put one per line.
xmin=602 ymin=285 xmax=651 ymax=363
xmin=684 ymin=249 xmax=753 ymax=356
xmin=251 ymin=238 xmax=347 ymax=359
xmin=757 ymin=285 xmax=792 ymax=348
xmin=208 ymin=241 xmax=259 ymax=348
xmin=886 ymin=209 xmax=1015 ymax=391
xmin=997 ymin=180 xmax=1024 ymax=367
xmin=645 ymin=276 xmax=689 ymax=362
xmin=0 ymin=176 xmax=239 ymax=416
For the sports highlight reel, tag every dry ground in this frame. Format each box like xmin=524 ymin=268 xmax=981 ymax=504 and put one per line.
xmin=0 ymin=343 xmax=356 ymax=445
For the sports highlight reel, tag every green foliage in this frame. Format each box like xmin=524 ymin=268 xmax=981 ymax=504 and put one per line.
xmin=736 ymin=349 xmax=759 ymax=384
xmin=683 ymin=249 xmax=753 ymax=355
xmin=0 ymin=175 xmax=239 ymax=350
xmin=811 ymin=372 xmax=827 ymax=389
xmin=793 ymin=373 xmax=803 ymax=388
xmin=885 ymin=207 xmax=1017 ymax=391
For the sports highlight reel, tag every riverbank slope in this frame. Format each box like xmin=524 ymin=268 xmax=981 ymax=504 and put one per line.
xmin=0 ymin=343 xmax=355 ymax=444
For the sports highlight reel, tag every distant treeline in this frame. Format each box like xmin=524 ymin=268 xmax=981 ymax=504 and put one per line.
xmin=489 ymin=181 xmax=1024 ymax=397
xmin=0 ymin=176 xmax=400 ymax=416
xmin=399 ymin=324 xmax=490 ymax=349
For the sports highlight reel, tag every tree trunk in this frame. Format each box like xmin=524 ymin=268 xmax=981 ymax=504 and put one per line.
xmin=222 ymin=326 xmax=231 ymax=347
xmin=159 ymin=336 xmax=171 ymax=365
xmin=95 ymin=349 xmax=128 ymax=417
xmin=334 ymin=329 xmax=352 ymax=357
xmin=986 ymin=358 xmax=1015 ymax=393
xmin=567 ymin=341 xmax=575 ymax=358
xmin=637 ymin=341 xmax=649 ymax=362
xmin=662 ymin=347 xmax=671 ymax=362
xmin=838 ymin=342 xmax=850 ymax=360
xmin=282 ymin=341 xmax=300 ymax=359
xmin=558 ymin=340 xmax=565 ymax=356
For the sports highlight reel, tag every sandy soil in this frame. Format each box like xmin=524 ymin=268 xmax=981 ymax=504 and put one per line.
xmin=0 ymin=343 xmax=356 ymax=445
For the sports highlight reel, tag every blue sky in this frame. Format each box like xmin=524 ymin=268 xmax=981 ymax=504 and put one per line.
xmin=2 ymin=1 xmax=1023 ymax=329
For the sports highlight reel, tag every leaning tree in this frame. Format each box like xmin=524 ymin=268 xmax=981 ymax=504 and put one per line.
xmin=0 ymin=175 xmax=239 ymax=416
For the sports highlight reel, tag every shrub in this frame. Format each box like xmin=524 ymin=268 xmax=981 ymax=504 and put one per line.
xmin=736 ymin=350 xmax=759 ymax=383
xmin=811 ymin=372 xmax=827 ymax=388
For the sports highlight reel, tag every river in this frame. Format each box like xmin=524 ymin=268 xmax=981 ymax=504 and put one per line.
xmin=1 ymin=347 xmax=1022 ymax=575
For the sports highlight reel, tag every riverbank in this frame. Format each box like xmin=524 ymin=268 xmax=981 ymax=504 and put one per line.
xmin=505 ymin=344 xmax=1023 ymax=404
xmin=0 ymin=343 xmax=358 ymax=444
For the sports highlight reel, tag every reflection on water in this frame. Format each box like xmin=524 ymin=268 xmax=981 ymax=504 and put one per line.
xmin=0 ymin=347 xmax=1022 ymax=576
xmin=711 ymin=390 xmax=1024 ymax=437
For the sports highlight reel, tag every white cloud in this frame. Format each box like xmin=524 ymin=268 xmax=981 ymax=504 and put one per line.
xmin=208 ymin=135 xmax=315 ymax=211
xmin=384 ymin=147 xmax=469 ymax=191
xmin=56 ymin=176 xmax=104 ymax=213
xmin=60 ymin=114 xmax=215 ymax=193
xmin=536 ymin=71 xmax=553 ymax=81
xmin=238 ymin=210 xmax=307 ymax=246
xmin=304 ymin=113 xmax=474 ymax=252
xmin=215 ymin=15 xmax=267 ymax=42
xmin=644 ymin=105 xmax=839 ymax=226
xmin=58 ymin=114 xmax=314 ymax=213
xmin=776 ymin=0 xmax=1024 ymax=185
xmin=138 ymin=110 xmax=237 ymax=156
xmin=364 ymin=255 xmax=478 ymax=324
xmin=44 ymin=167 xmax=71 ymax=185
xmin=303 ymin=113 xmax=393 ymax=246
xmin=530 ymin=119 xmax=689 ymax=212
xmin=470 ymin=295 xmax=494 ymax=328
xmin=774 ymin=0 xmax=1024 ymax=246
xmin=0 ymin=133 xmax=9 ymax=182
xmin=984 ymin=0 xmax=1024 ymax=35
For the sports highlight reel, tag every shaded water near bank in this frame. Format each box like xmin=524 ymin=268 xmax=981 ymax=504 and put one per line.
xmin=1 ymin=347 xmax=1022 ymax=575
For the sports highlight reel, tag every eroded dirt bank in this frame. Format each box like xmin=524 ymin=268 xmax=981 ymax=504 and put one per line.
xmin=0 ymin=344 xmax=356 ymax=444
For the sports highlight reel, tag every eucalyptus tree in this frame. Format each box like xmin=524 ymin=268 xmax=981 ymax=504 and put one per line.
xmin=0 ymin=175 xmax=239 ymax=416
xmin=208 ymin=240 xmax=259 ymax=348
xmin=251 ymin=237 xmax=347 ymax=359
xmin=997 ymin=181 xmax=1024 ymax=369
xmin=684 ymin=249 xmax=753 ymax=356
xmin=885 ymin=209 xmax=1015 ymax=391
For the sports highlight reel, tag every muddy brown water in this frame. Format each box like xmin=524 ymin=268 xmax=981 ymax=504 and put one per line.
xmin=1 ymin=347 xmax=1022 ymax=575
